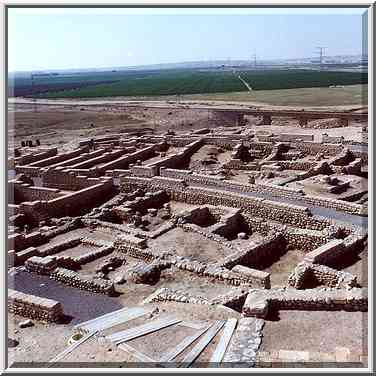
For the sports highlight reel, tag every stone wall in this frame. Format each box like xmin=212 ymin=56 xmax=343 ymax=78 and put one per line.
xmin=121 ymin=178 xmax=328 ymax=231
xmin=8 ymin=289 xmax=63 ymax=323
xmin=304 ymin=234 xmax=366 ymax=266
xmin=220 ymin=233 xmax=285 ymax=269
xmin=288 ymin=261 xmax=357 ymax=289
xmin=243 ymin=287 xmax=368 ymax=318
xmin=50 ymin=268 xmax=115 ymax=295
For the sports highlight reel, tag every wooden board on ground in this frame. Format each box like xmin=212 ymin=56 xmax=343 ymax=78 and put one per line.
xmin=179 ymin=320 xmax=225 ymax=367
xmin=118 ymin=343 xmax=157 ymax=363
xmin=209 ymin=318 xmax=237 ymax=363
xmin=107 ymin=316 xmax=181 ymax=345
xmin=159 ymin=324 xmax=212 ymax=363
xmin=48 ymin=330 xmax=98 ymax=366
xmin=73 ymin=306 xmax=152 ymax=334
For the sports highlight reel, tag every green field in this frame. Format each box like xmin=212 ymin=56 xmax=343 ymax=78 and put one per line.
xmin=25 ymin=69 xmax=366 ymax=99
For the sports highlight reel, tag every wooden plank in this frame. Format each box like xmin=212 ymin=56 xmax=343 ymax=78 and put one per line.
xmin=73 ymin=307 xmax=152 ymax=332
xmin=47 ymin=330 xmax=97 ymax=366
xmin=209 ymin=318 xmax=237 ymax=363
xmin=118 ymin=343 xmax=157 ymax=363
xmin=159 ymin=324 xmax=211 ymax=363
xmin=75 ymin=306 xmax=151 ymax=333
xmin=73 ymin=307 xmax=130 ymax=330
xmin=180 ymin=321 xmax=225 ymax=367
xmin=107 ymin=317 xmax=181 ymax=345
xmin=178 ymin=321 xmax=210 ymax=330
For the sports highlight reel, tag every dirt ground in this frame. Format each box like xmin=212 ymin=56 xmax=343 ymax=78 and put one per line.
xmin=8 ymin=302 xmax=239 ymax=367
xmin=259 ymin=310 xmax=367 ymax=365
xmin=8 ymin=99 xmax=367 ymax=156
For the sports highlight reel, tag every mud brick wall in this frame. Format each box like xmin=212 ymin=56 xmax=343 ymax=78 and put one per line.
xmin=41 ymin=169 xmax=110 ymax=190
xmin=8 ymin=289 xmax=63 ymax=323
xmin=14 ymin=165 xmax=42 ymax=177
xmin=46 ymin=179 xmax=114 ymax=217
xmin=11 ymin=181 xmax=64 ymax=202
xmin=50 ymin=148 xmax=107 ymax=168
xmin=38 ymin=237 xmax=82 ymax=257
xmin=50 ymin=267 xmax=115 ymax=295
xmin=16 ymin=148 xmax=58 ymax=166
xmin=27 ymin=147 xmax=89 ymax=168
xmin=8 ymin=231 xmax=45 ymax=252
xmin=243 ymin=287 xmax=367 ymax=318
xmin=99 ymin=145 xmax=157 ymax=171
xmin=131 ymin=165 xmax=158 ymax=177
xmin=69 ymin=149 xmax=126 ymax=169
xmin=8 ymin=204 xmax=20 ymax=217
xmin=147 ymin=139 xmax=203 ymax=172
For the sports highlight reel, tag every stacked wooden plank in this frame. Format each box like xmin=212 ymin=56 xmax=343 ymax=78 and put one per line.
xmin=74 ymin=306 xmax=152 ymax=334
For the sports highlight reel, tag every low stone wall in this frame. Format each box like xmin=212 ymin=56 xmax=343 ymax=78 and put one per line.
xmin=8 ymin=289 xmax=63 ymax=323
xmin=278 ymin=133 xmax=314 ymax=142
xmin=243 ymin=287 xmax=368 ymax=318
xmin=143 ymin=287 xmax=212 ymax=305
xmin=50 ymin=267 xmax=115 ymax=295
xmin=73 ymin=244 xmax=114 ymax=265
xmin=121 ymin=177 xmax=328 ymax=231
xmin=290 ymin=142 xmax=343 ymax=157
xmin=220 ymin=233 xmax=285 ymax=269
xmin=211 ymin=287 xmax=249 ymax=311
xmin=232 ymin=265 xmax=271 ymax=289
xmin=25 ymin=256 xmax=58 ymax=275
xmin=288 ymin=261 xmax=357 ymax=289
xmin=37 ymin=237 xmax=82 ymax=257
xmin=129 ymin=260 xmax=171 ymax=284
xmin=304 ymin=233 xmax=366 ymax=266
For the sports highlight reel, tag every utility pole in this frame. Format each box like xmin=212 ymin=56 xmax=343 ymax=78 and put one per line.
xmin=30 ymin=73 xmax=37 ymax=113
xmin=315 ymin=47 xmax=326 ymax=69
xmin=252 ymin=53 xmax=257 ymax=68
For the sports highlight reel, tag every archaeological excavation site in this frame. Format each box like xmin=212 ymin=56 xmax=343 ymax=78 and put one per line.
xmin=7 ymin=102 xmax=368 ymax=368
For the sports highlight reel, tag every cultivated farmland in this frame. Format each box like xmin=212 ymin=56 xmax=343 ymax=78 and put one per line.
xmin=9 ymin=69 xmax=367 ymax=99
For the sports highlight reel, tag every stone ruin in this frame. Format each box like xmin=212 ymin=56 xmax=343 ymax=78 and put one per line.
xmin=7 ymin=124 xmax=368 ymax=366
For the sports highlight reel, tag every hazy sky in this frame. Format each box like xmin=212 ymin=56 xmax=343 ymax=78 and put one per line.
xmin=8 ymin=7 xmax=368 ymax=72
